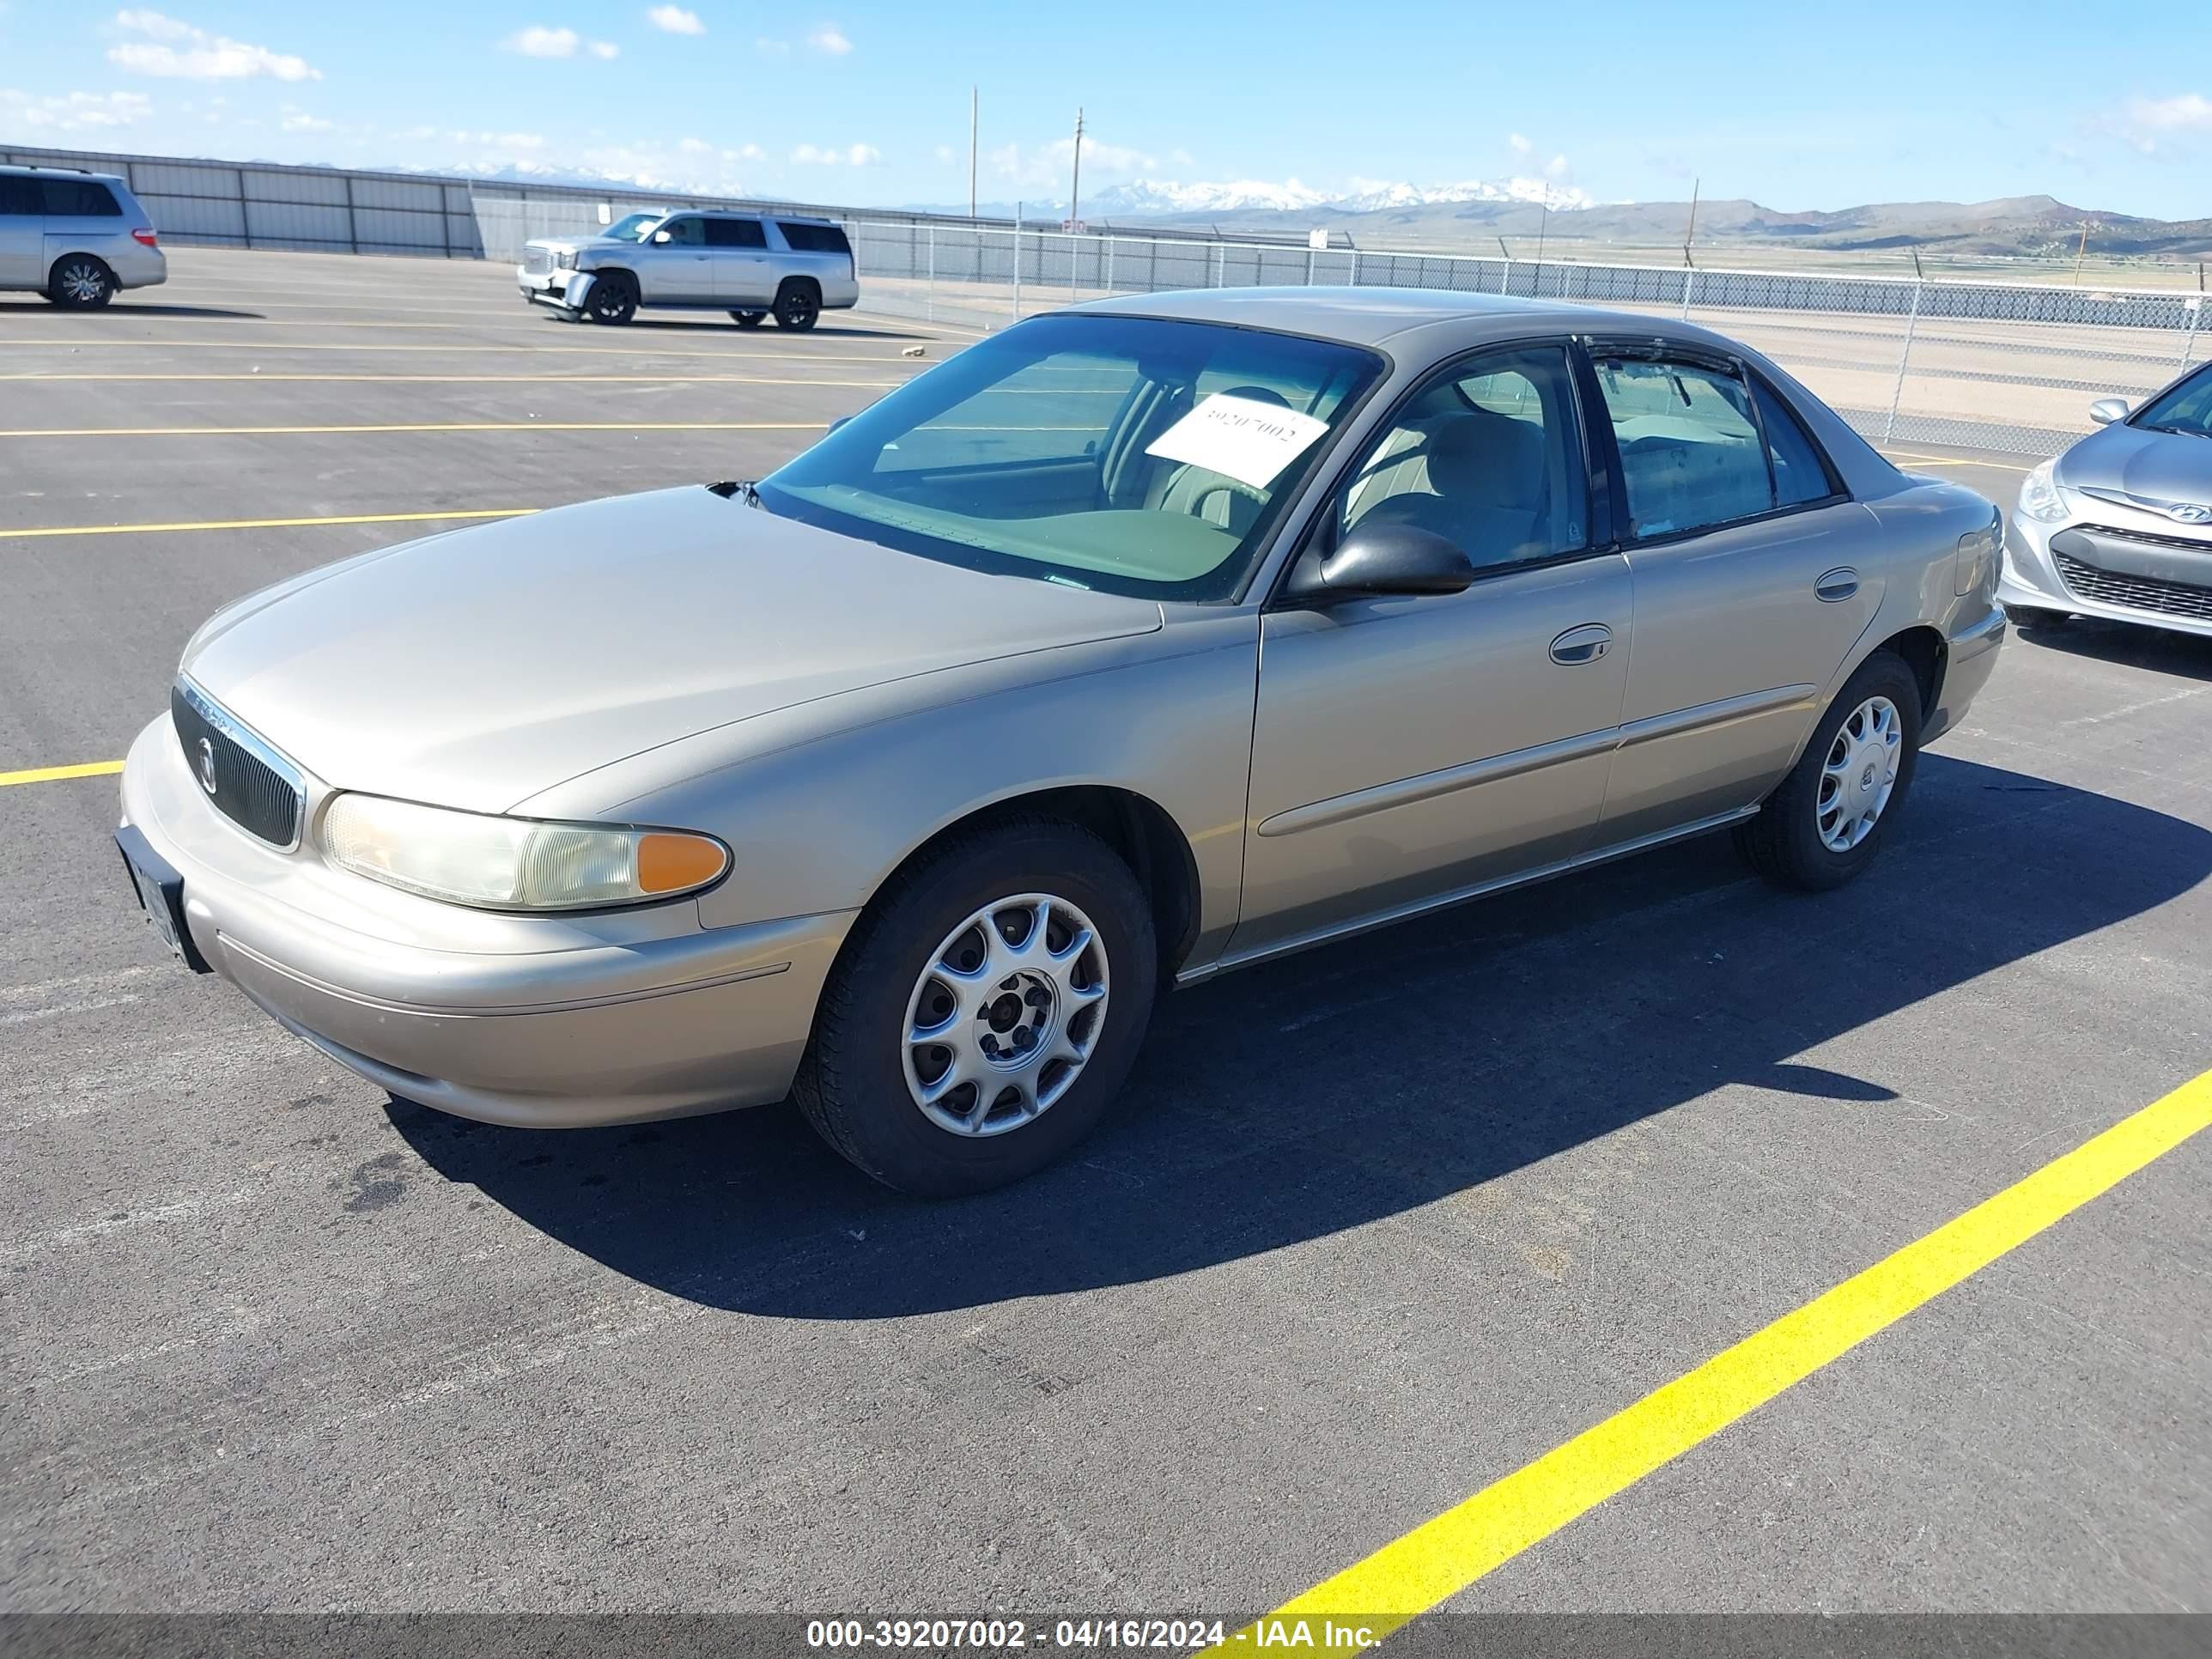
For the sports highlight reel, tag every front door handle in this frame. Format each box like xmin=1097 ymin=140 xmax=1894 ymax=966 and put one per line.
xmin=1814 ymin=567 xmax=1860 ymax=602
xmin=1549 ymin=623 xmax=1613 ymax=665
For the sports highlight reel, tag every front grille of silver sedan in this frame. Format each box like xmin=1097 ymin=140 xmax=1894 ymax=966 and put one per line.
xmin=171 ymin=682 xmax=306 ymax=848
xmin=522 ymin=246 xmax=552 ymax=276
xmin=2055 ymin=553 xmax=2212 ymax=623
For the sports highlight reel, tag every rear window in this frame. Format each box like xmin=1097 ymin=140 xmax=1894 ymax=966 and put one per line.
xmin=41 ymin=179 xmax=122 ymax=217
xmin=0 ymin=177 xmax=40 ymax=216
xmin=777 ymin=222 xmax=851 ymax=256
xmin=705 ymin=217 xmax=768 ymax=249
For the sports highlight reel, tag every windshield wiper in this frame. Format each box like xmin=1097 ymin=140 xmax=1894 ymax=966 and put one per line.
xmin=706 ymin=479 xmax=763 ymax=505
xmin=2142 ymin=424 xmax=2211 ymax=441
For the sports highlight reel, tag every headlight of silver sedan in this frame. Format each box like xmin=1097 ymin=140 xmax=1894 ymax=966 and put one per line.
xmin=321 ymin=793 xmax=728 ymax=911
xmin=2016 ymin=459 xmax=2070 ymax=525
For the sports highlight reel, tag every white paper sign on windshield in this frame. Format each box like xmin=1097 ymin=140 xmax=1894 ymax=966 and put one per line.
xmin=1143 ymin=393 xmax=1330 ymax=492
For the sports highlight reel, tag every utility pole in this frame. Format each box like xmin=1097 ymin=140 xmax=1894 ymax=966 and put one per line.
xmin=969 ymin=87 xmax=977 ymax=220
xmin=1535 ymin=200 xmax=1548 ymax=268
xmin=1068 ymin=107 xmax=1084 ymax=229
xmin=1684 ymin=176 xmax=1699 ymax=264
xmin=2073 ymin=220 xmax=2092 ymax=286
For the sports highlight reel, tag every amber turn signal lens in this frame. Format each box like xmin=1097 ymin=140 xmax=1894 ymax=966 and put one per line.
xmin=636 ymin=831 xmax=730 ymax=895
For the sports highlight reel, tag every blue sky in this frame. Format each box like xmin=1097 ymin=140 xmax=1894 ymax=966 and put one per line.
xmin=2 ymin=2 xmax=2208 ymax=218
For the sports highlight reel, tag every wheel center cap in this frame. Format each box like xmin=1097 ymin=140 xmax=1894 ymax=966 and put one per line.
xmin=1860 ymin=761 xmax=1877 ymax=790
xmin=988 ymin=994 xmax=1023 ymax=1032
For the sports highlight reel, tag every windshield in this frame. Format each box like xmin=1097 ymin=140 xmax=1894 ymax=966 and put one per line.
xmin=756 ymin=313 xmax=1384 ymax=601
xmin=2132 ymin=363 xmax=2212 ymax=438
xmin=601 ymin=212 xmax=663 ymax=244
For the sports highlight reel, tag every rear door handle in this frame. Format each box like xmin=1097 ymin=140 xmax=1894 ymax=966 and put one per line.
xmin=1549 ymin=623 xmax=1613 ymax=665
xmin=1814 ymin=567 xmax=1860 ymax=602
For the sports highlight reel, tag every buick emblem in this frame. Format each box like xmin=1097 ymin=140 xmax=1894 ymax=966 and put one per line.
xmin=197 ymin=737 xmax=218 ymax=795
xmin=2167 ymin=503 xmax=2211 ymax=526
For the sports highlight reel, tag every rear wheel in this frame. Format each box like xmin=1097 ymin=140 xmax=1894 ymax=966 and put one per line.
xmin=583 ymin=274 xmax=637 ymax=325
xmin=793 ymin=817 xmax=1158 ymax=1195
xmin=1733 ymin=650 xmax=1923 ymax=892
xmin=49 ymin=256 xmax=116 ymax=308
xmin=729 ymin=309 xmax=767 ymax=328
xmin=772 ymin=280 xmax=821 ymax=331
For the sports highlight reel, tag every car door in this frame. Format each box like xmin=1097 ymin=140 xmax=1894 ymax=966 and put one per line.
xmin=630 ymin=213 xmax=712 ymax=302
xmin=1583 ymin=343 xmax=1886 ymax=845
xmin=0 ymin=175 xmax=46 ymax=286
xmin=1231 ymin=342 xmax=1633 ymax=960
xmin=706 ymin=216 xmax=774 ymax=305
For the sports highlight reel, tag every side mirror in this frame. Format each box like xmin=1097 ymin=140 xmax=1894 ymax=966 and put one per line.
xmin=653 ymin=229 xmax=673 ymax=245
xmin=1284 ymin=521 xmax=1476 ymax=605
xmin=2088 ymin=397 xmax=2130 ymax=426
xmin=825 ymin=415 xmax=853 ymax=435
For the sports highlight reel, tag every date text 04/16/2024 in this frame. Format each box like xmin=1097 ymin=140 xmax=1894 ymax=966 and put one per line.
xmin=804 ymin=1620 xmax=1382 ymax=1650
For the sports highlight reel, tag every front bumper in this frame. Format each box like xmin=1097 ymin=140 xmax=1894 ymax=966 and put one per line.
xmin=118 ymin=716 xmax=851 ymax=1128
xmin=517 ymin=264 xmax=592 ymax=313
xmin=2003 ymin=508 xmax=2212 ymax=640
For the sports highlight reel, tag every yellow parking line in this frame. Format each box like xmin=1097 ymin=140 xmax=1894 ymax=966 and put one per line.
xmin=0 ymin=338 xmax=926 ymax=362
xmin=0 ymin=760 xmax=124 ymax=788
xmin=1880 ymin=450 xmax=2034 ymax=472
xmin=0 ymin=373 xmax=907 ymax=386
xmin=0 ymin=422 xmax=828 ymax=439
xmin=0 ymin=507 xmax=539 ymax=540
xmin=1249 ymin=1066 xmax=2212 ymax=1644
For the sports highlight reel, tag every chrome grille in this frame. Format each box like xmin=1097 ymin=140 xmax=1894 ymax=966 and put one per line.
xmin=2055 ymin=554 xmax=2212 ymax=623
xmin=522 ymin=246 xmax=552 ymax=276
xmin=171 ymin=682 xmax=304 ymax=848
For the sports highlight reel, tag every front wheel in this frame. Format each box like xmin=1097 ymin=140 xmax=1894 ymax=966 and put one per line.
xmin=583 ymin=274 xmax=637 ymax=325
xmin=772 ymin=282 xmax=820 ymax=331
xmin=49 ymin=256 xmax=116 ymax=308
xmin=1733 ymin=650 xmax=1923 ymax=892
xmin=793 ymin=817 xmax=1158 ymax=1195
xmin=729 ymin=309 xmax=767 ymax=328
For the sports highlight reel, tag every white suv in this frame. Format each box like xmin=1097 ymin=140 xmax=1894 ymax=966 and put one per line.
xmin=518 ymin=209 xmax=858 ymax=331
xmin=0 ymin=165 xmax=167 ymax=306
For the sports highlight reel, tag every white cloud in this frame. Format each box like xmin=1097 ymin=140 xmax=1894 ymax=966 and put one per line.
xmin=280 ymin=108 xmax=333 ymax=132
xmin=587 ymin=40 xmax=619 ymax=58
xmin=1508 ymin=131 xmax=1532 ymax=155
xmin=0 ymin=86 xmax=155 ymax=131
xmin=1545 ymin=153 xmax=1569 ymax=178
xmin=993 ymin=133 xmax=1157 ymax=189
xmin=934 ymin=143 xmax=955 ymax=163
xmin=734 ymin=142 xmax=765 ymax=160
xmin=789 ymin=141 xmax=878 ymax=165
xmin=502 ymin=25 xmax=579 ymax=57
xmin=678 ymin=136 xmax=711 ymax=153
xmin=2130 ymin=92 xmax=2212 ymax=131
xmin=755 ymin=35 xmax=790 ymax=53
xmin=806 ymin=23 xmax=851 ymax=53
xmin=647 ymin=3 xmax=704 ymax=33
xmin=107 ymin=9 xmax=321 ymax=81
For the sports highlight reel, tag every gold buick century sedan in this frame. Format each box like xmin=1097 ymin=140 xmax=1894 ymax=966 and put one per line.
xmin=118 ymin=288 xmax=2007 ymax=1194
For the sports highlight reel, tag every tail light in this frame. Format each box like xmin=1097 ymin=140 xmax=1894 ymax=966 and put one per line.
xmin=131 ymin=228 xmax=159 ymax=247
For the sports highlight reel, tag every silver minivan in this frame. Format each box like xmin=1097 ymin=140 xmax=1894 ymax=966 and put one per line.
xmin=0 ymin=165 xmax=167 ymax=307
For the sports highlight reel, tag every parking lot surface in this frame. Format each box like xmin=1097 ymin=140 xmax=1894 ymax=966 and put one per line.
xmin=3 ymin=250 xmax=2208 ymax=1620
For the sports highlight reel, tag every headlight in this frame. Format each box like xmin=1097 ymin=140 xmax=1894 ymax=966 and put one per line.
xmin=2016 ymin=459 xmax=2070 ymax=525
xmin=320 ymin=793 xmax=728 ymax=911
xmin=556 ymin=248 xmax=577 ymax=270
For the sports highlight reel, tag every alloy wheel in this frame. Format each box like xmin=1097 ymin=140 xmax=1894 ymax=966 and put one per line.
xmin=1816 ymin=696 xmax=1902 ymax=853
xmin=58 ymin=261 xmax=107 ymax=304
xmin=901 ymin=893 xmax=1109 ymax=1138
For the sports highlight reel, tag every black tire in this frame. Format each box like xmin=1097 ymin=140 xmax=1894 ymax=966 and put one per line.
xmin=793 ymin=817 xmax=1158 ymax=1196
xmin=772 ymin=280 xmax=821 ymax=331
xmin=48 ymin=255 xmax=116 ymax=308
xmin=1733 ymin=650 xmax=1923 ymax=893
xmin=729 ymin=309 xmax=767 ymax=328
xmin=583 ymin=273 xmax=637 ymax=325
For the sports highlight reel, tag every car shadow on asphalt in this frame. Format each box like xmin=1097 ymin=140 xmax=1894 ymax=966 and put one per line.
xmin=0 ymin=301 xmax=266 ymax=319
xmin=2012 ymin=616 xmax=2212 ymax=682
xmin=569 ymin=317 xmax=939 ymax=343
xmin=390 ymin=752 xmax=2212 ymax=1318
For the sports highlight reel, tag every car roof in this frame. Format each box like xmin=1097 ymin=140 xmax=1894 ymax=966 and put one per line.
xmin=1076 ymin=285 xmax=1742 ymax=354
xmin=0 ymin=163 xmax=127 ymax=184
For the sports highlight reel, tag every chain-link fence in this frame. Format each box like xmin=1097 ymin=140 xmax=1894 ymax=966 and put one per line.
xmin=844 ymin=221 xmax=2209 ymax=460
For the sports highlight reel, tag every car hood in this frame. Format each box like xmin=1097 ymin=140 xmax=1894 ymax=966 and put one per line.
xmin=2061 ymin=422 xmax=2212 ymax=508
xmin=181 ymin=488 xmax=1164 ymax=813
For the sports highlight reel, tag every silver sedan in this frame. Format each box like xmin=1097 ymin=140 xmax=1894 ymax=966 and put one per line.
xmin=117 ymin=289 xmax=2006 ymax=1194
xmin=2002 ymin=362 xmax=2212 ymax=638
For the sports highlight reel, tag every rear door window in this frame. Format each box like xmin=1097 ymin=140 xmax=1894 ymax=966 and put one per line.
xmin=0 ymin=177 xmax=41 ymax=216
xmin=1591 ymin=355 xmax=1773 ymax=539
xmin=40 ymin=179 xmax=121 ymax=217
xmin=705 ymin=217 xmax=767 ymax=249
xmin=776 ymin=222 xmax=851 ymax=256
xmin=1753 ymin=379 xmax=1839 ymax=507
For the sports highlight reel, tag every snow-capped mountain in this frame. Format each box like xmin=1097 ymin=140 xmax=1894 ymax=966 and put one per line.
xmin=1081 ymin=175 xmax=1595 ymax=217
